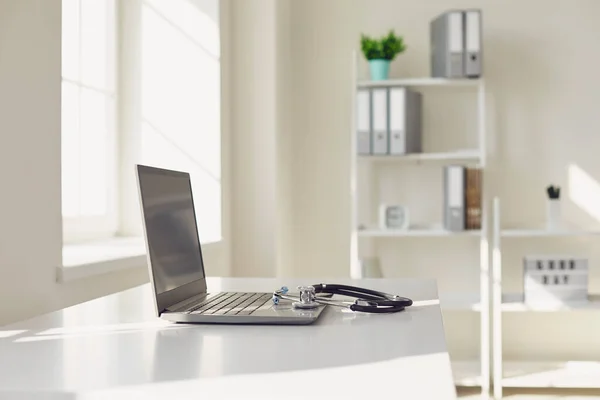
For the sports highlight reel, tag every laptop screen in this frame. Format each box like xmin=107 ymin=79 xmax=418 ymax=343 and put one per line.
xmin=137 ymin=166 xmax=206 ymax=296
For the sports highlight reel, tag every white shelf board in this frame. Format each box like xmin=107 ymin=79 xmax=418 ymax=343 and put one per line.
xmin=440 ymin=292 xmax=482 ymax=312
xmin=502 ymin=361 xmax=600 ymax=388
xmin=501 ymin=228 xmax=600 ymax=237
xmin=357 ymin=77 xmax=482 ymax=88
xmin=357 ymin=228 xmax=481 ymax=238
xmin=501 ymin=293 xmax=600 ymax=312
xmin=358 ymin=150 xmax=481 ymax=163
xmin=452 ymin=360 xmax=482 ymax=387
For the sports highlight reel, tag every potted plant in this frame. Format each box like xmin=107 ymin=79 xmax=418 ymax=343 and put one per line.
xmin=360 ymin=30 xmax=406 ymax=81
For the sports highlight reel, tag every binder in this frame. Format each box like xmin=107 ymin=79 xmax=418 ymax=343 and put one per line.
xmin=464 ymin=9 xmax=482 ymax=77
xmin=465 ymin=168 xmax=475 ymax=230
xmin=443 ymin=165 xmax=465 ymax=231
xmin=430 ymin=10 xmax=464 ymax=78
xmin=371 ymin=88 xmax=389 ymax=155
xmin=389 ymin=88 xmax=422 ymax=155
xmin=465 ymin=167 xmax=482 ymax=229
xmin=356 ymin=89 xmax=372 ymax=155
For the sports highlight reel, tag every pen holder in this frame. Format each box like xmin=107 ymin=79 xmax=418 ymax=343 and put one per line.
xmin=546 ymin=199 xmax=561 ymax=231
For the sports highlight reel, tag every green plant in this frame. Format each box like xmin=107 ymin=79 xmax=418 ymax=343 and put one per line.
xmin=360 ymin=30 xmax=406 ymax=61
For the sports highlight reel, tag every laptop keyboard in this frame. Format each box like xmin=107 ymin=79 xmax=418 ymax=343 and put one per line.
xmin=187 ymin=292 xmax=272 ymax=316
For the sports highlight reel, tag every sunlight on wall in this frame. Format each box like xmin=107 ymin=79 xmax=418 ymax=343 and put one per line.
xmin=568 ymin=164 xmax=600 ymax=223
xmin=0 ymin=330 xmax=26 ymax=339
xmin=140 ymin=0 xmax=221 ymax=243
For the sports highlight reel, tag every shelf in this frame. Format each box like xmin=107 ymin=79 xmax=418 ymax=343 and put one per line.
xmin=501 ymin=228 xmax=600 ymax=237
xmin=502 ymin=361 xmax=600 ymax=388
xmin=501 ymin=293 xmax=600 ymax=312
xmin=357 ymin=77 xmax=482 ymax=88
xmin=440 ymin=292 xmax=482 ymax=312
xmin=452 ymin=360 xmax=482 ymax=387
xmin=358 ymin=150 xmax=481 ymax=164
xmin=357 ymin=228 xmax=481 ymax=237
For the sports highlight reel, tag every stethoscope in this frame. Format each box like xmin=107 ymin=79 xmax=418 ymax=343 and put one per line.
xmin=272 ymin=284 xmax=413 ymax=313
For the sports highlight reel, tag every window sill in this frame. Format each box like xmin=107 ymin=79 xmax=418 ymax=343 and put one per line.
xmin=58 ymin=237 xmax=147 ymax=283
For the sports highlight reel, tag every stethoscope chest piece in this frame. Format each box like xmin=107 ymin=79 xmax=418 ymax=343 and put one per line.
xmin=293 ymin=286 xmax=319 ymax=309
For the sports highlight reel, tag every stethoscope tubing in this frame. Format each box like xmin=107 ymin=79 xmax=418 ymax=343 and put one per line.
xmin=273 ymin=283 xmax=413 ymax=313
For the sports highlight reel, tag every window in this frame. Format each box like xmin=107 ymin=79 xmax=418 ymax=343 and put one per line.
xmin=61 ymin=0 xmax=117 ymax=243
xmin=61 ymin=0 xmax=223 ymax=250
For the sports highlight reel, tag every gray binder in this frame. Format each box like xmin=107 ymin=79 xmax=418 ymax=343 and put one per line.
xmin=389 ymin=88 xmax=422 ymax=155
xmin=371 ymin=88 xmax=389 ymax=155
xmin=430 ymin=10 xmax=465 ymax=78
xmin=464 ymin=9 xmax=482 ymax=77
xmin=443 ymin=165 xmax=465 ymax=231
xmin=356 ymin=89 xmax=371 ymax=155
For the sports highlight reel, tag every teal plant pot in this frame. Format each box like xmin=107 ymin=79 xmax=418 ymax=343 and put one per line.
xmin=369 ymin=59 xmax=390 ymax=81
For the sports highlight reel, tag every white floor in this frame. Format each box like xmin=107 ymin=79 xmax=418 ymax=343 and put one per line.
xmin=457 ymin=388 xmax=600 ymax=399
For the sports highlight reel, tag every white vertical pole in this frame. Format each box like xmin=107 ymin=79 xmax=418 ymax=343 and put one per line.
xmin=478 ymin=80 xmax=490 ymax=397
xmin=350 ymin=50 xmax=361 ymax=279
xmin=492 ymin=197 xmax=503 ymax=399
xmin=478 ymin=81 xmax=487 ymax=167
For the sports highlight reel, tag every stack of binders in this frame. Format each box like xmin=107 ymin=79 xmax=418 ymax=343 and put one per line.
xmin=430 ymin=9 xmax=482 ymax=79
xmin=356 ymin=87 xmax=422 ymax=156
xmin=443 ymin=165 xmax=482 ymax=231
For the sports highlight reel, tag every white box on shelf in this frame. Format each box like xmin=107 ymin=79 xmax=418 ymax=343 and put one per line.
xmin=523 ymin=255 xmax=588 ymax=304
xmin=378 ymin=204 xmax=410 ymax=230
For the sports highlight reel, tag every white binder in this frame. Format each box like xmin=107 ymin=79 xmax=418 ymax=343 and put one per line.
xmin=448 ymin=11 xmax=463 ymax=61
xmin=443 ymin=165 xmax=465 ymax=231
xmin=356 ymin=89 xmax=371 ymax=155
xmin=389 ymin=88 xmax=422 ymax=155
xmin=371 ymin=88 xmax=388 ymax=155
xmin=389 ymin=88 xmax=406 ymax=154
xmin=430 ymin=10 xmax=465 ymax=78
xmin=464 ymin=9 xmax=482 ymax=77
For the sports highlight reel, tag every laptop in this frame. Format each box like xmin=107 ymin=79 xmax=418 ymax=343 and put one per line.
xmin=136 ymin=164 xmax=326 ymax=324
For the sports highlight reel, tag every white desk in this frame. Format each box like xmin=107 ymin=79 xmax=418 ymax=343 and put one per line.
xmin=0 ymin=278 xmax=456 ymax=399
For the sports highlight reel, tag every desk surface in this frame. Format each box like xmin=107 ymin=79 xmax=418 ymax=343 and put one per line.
xmin=0 ymin=278 xmax=456 ymax=399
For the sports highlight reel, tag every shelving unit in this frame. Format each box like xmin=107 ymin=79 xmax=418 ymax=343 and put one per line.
xmin=357 ymin=77 xmax=481 ymax=88
xmin=501 ymin=361 xmax=600 ymax=389
xmin=491 ymin=197 xmax=600 ymax=398
xmin=502 ymin=229 xmax=600 ymax=238
xmin=358 ymin=149 xmax=482 ymax=163
xmin=349 ymin=52 xmax=489 ymax=396
xmin=357 ymin=228 xmax=481 ymax=238
xmin=501 ymin=292 xmax=600 ymax=312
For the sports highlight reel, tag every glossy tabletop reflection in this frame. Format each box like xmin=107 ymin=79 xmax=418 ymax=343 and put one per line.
xmin=0 ymin=278 xmax=456 ymax=399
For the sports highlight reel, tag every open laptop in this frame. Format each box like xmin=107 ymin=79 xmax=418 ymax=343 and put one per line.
xmin=136 ymin=164 xmax=326 ymax=324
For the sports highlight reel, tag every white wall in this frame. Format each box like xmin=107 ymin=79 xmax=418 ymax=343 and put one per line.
xmin=229 ymin=0 xmax=300 ymax=277
xmin=274 ymin=0 xmax=294 ymax=277
xmin=229 ymin=0 xmax=600 ymax=362
xmin=0 ymin=0 xmax=148 ymax=326
xmin=288 ymin=0 xmax=358 ymax=278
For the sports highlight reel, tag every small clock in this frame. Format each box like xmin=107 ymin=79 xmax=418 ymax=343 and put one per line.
xmin=379 ymin=204 xmax=410 ymax=230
